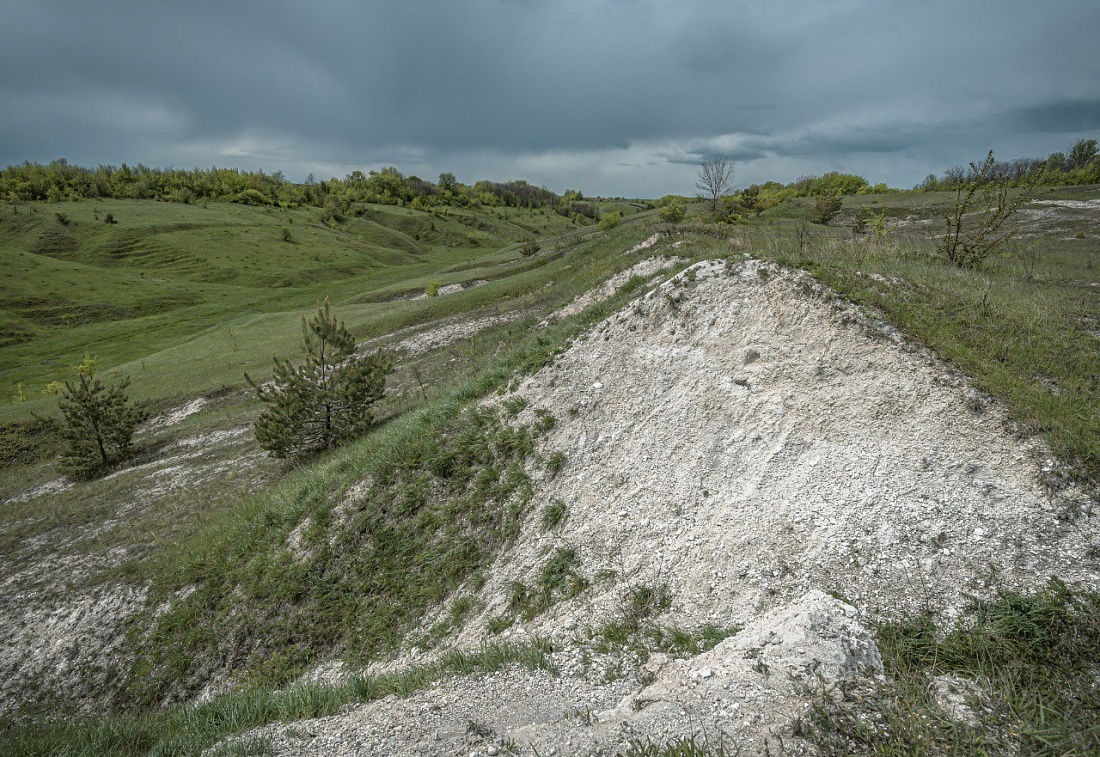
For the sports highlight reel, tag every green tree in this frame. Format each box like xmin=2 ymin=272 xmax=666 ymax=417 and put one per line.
xmin=813 ymin=187 xmax=843 ymax=225
xmin=1068 ymin=138 xmax=1098 ymax=169
xmin=57 ymin=373 xmax=147 ymax=478
xmin=247 ymin=299 xmax=393 ymax=458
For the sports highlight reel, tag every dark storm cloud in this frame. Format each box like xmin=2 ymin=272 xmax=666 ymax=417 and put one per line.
xmin=2 ymin=0 xmax=1098 ymax=196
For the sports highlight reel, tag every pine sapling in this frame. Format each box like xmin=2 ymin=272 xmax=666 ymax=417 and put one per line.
xmin=57 ymin=373 xmax=147 ymax=477
xmin=247 ymin=298 xmax=393 ymax=458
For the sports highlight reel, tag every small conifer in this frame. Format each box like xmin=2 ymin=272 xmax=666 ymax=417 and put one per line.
xmin=58 ymin=373 xmax=147 ymax=477
xmin=247 ymin=299 xmax=392 ymax=458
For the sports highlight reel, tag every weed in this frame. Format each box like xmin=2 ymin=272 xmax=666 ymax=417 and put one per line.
xmin=564 ymin=705 xmax=599 ymax=726
xmin=544 ymin=450 xmax=567 ymax=476
xmin=487 ymin=615 xmax=514 ymax=635
xmin=533 ymin=407 xmax=557 ymax=433
xmin=624 ymin=583 xmax=672 ymax=627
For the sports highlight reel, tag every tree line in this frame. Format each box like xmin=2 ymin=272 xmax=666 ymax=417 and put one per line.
xmin=0 ymin=159 xmax=598 ymax=216
xmin=915 ymin=138 xmax=1098 ymax=191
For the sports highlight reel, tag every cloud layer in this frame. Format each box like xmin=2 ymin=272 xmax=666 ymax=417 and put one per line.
xmin=3 ymin=0 xmax=1098 ymax=196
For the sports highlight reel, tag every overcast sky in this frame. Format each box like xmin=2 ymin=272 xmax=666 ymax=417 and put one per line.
xmin=2 ymin=1 xmax=1098 ymax=197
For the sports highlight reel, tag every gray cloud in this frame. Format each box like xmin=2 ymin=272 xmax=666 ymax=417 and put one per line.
xmin=2 ymin=0 xmax=1098 ymax=196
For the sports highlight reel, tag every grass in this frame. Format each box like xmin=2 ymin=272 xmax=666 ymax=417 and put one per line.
xmin=4 ymin=183 xmax=1098 ymax=750
xmin=116 ymin=222 xmax=675 ymax=706
xmin=801 ymin=579 xmax=1100 ymax=755
xmin=1 ymin=637 xmax=555 ymax=757
xmin=0 ymin=198 xmax=582 ymax=421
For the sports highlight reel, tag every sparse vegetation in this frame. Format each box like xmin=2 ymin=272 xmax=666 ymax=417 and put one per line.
xmin=1 ymin=638 xmax=555 ymax=757
xmin=802 ymin=580 xmax=1100 ymax=756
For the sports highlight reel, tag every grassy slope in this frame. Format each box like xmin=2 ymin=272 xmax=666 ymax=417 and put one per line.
xmin=0 ymin=199 xmax=584 ymax=421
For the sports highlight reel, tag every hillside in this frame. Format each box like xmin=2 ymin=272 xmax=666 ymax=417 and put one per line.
xmin=2 ymin=188 xmax=1099 ymax=755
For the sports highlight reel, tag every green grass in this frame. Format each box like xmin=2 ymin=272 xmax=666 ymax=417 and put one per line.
xmin=101 ymin=223 xmax=674 ymax=707
xmin=1 ymin=637 xmax=555 ymax=757
xmin=801 ymin=580 xmax=1100 ymax=755
xmin=5 ymin=184 xmax=1097 ymax=751
xmin=0 ymin=198 xmax=584 ymax=421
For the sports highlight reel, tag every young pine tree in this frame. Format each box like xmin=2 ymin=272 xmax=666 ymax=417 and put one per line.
xmin=58 ymin=373 xmax=148 ymax=478
xmin=248 ymin=299 xmax=393 ymax=458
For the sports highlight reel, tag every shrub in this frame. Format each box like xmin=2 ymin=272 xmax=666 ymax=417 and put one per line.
xmin=659 ymin=198 xmax=686 ymax=224
xmin=425 ymin=280 xmax=442 ymax=297
xmin=813 ymin=188 xmax=843 ymax=225
xmin=234 ymin=188 xmax=268 ymax=206
xmin=521 ymin=240 xmax=540 ymax=257
xmin=103 ymin=212 xmax=117 ymax=225
xmin=281 ymin=227 xmax=293 ymax=243
xmin=938 ymin=149 xmax=1040 ymax=268
xmin=247 ymin=299 xmax=393 ymax=458
xmin=54 ymin=211 xmax=69 ymax=226
xmin=599 ymin=212 xmax=621 ymax=231
xmin=57 ymin=373 xmax=148 ymax=478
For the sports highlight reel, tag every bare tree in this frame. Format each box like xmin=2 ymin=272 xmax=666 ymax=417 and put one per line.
xmin=696 ymin=156 xmax=735 ymax=213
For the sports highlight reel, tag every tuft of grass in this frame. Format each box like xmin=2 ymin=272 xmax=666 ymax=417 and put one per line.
xmin=802 ymin=579 xmax=1100 ymax=755
xmin=540 ymin=498 xmax=568 ymax=531
xmin=618 ymin=734 xmax=732 ymax=756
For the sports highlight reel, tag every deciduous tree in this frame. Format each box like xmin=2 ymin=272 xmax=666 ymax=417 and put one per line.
xmin=696 ymin=156 xmax=735 ymax=213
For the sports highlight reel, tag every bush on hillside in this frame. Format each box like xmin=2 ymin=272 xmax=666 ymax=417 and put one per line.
xmin=247 ymin=299 xmax=393 ymax=458
xmin=659 ymin=198 xmax=686 ymax=224
xmin=599 ymin=212 xmax=621 ymax=231
xmin=813 ymin=188 xmax=843 ymax=225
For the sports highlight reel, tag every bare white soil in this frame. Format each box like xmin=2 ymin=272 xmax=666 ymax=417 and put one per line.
xmin=476 ymin=259 xmax=1096 ymax=634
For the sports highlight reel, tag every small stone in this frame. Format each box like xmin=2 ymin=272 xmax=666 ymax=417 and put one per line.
xmin=593 ymin=381 xmax=604 ymax=390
